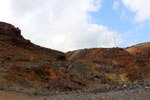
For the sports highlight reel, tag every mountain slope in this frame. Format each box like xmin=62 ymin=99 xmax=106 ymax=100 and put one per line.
xmin=126 ymin=42 xmax=150 ymax=59
xmin=0 ymin=22 xmax=88 ymax=94
xmin=0 ymin=22 xmax=150 ymax=95
xmin=0 ymin=22 xmax=66 ymax=62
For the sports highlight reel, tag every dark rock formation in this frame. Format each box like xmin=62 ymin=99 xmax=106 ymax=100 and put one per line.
xmin=0 ymin=22 xmax=22 ymax=38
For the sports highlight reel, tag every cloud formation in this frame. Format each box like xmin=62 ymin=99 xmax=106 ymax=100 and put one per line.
xmin=0 ymin=0 xmax=122 ymax=51
xmin=113 ymin=1 xmax=120 ymax=11
xmin=122 ymin=0 xmax=150 ymax=22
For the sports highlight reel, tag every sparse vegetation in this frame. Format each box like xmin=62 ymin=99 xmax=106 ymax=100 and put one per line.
xmin=1 ymin=22 xmax=150 ymax=98
xmin=0 ymin=75 xmax=5 ymax=90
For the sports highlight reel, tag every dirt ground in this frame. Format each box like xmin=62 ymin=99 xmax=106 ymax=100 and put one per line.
xmin=1 ymin=87 xmax=150 ymax=100
xmin=0 ymin=91 xmax=45 ymax=100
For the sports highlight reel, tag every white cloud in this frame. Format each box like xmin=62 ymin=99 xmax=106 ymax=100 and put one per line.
xmin=113 ymin=1 xmax=120 ymax=11
xmin=0 ymin=0 xmax=122 ymax=51
xmin=120 ymin=10 xmax=129 ymax=21
xmin=136 ymin=24 xmax=144 ymax=32
xmin=122 ymin=0 xmax=150 ymax=22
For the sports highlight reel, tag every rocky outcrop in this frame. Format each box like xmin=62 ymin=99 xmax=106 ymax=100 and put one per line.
xmin=0 ymin=22 xmax=66 ymax=61
xmin=0 ymin=22 xmax=22 ymax=38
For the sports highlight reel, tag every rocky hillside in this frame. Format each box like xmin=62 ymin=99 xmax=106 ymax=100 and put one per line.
xmin=0 ymin=22 xmax=150 ymax=96
xmin=0 ymin=22 xmax=65 ymax=61
xmin=66 ymin=43 xmax=150 ymax=83
xmin=0 ymin=22 xmax=101 ymax=95
xmin=126 ymin=42 xmax=150 ymax=58
xmin=67 ymin=48 xmax=133 ymax=60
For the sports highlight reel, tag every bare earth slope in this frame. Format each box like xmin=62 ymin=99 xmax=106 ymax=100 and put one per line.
xmin=1 ymin=22 xmax=150 ymax=99
xmin=67 ymin=44 xmax=150 ymax=82
xmin=126 ymin=42 xmax=150 ymax=58
xmin=0 ymin=22 xmax=90 ymax=94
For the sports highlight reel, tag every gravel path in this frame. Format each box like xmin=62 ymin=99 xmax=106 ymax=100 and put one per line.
xmin=45 ymin=88 xmax=150 ymax=100
xmin=1 ymin=79 xmax=150 ymax=100
xmin=1 ymin=88 xmax=150 ymax=100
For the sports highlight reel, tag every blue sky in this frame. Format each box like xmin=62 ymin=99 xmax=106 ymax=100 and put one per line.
xmin=90 ymin=0 xmax=150 ymax=47
xmin=0 ymin=0 xmax=150 ymax=51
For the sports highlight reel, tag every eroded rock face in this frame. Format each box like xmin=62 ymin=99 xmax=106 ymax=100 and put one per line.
xmin=0 ymin=22 xmax=22 ymax=38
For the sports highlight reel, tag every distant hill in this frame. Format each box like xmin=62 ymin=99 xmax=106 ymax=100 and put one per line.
xmin=66 ymin=48 xmax=133 ymax=60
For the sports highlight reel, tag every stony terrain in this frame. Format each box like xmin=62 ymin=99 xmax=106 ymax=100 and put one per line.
xmin=0 ymin=21 xmax=150 ymax=99
xmin=1 ymin=79 xmax=150 ymax=100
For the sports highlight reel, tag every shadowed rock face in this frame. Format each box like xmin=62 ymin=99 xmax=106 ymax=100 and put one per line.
xmin=0 ymin=22 xmax=22 ymax=38
xmin=0 ymin=22 xmax=150 ymax=95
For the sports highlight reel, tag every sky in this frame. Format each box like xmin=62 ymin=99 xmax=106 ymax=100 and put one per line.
xmin=0 ymin=0 xmax=150 ymax=51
